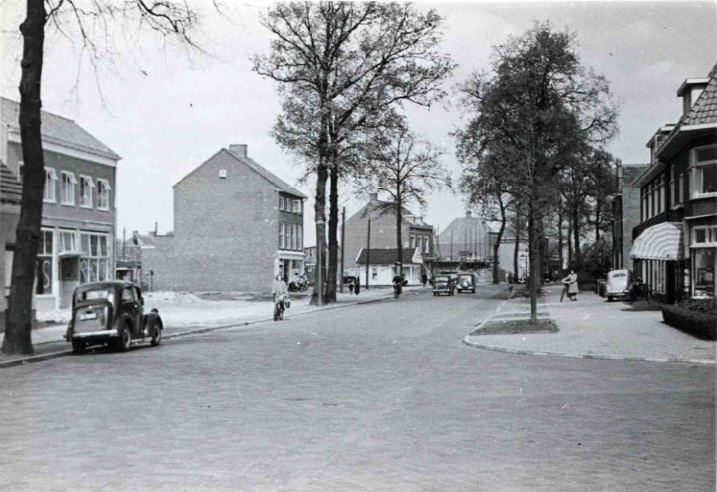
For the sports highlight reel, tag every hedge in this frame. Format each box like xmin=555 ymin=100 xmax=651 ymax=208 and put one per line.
xmin=661 ymin=304 xmax=717 ymax=341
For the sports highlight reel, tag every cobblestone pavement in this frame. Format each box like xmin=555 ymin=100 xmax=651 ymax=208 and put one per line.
xmin=0 ymin=286 xmax=714 ymax=491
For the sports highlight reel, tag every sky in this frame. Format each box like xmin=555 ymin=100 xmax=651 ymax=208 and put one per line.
xmin=1 ymin=0 xmax=715 ymax=244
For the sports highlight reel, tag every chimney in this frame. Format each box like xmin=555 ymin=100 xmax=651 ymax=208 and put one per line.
xmin=229 ymin=144 xmax=248 ymax=158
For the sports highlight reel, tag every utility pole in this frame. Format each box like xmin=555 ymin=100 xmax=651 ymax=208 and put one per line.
xmin=365 ymin=219 xmax=371 ymax=290
xmin=340 ymin=207 xmax=345 ymax=293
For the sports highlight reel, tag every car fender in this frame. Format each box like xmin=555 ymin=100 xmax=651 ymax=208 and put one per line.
xmin=142 ymin=310 xmax=163 ymax=331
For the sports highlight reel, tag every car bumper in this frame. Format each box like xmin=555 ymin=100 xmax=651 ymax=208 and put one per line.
xmin=67 ymin=329 xmax=119 ymax=341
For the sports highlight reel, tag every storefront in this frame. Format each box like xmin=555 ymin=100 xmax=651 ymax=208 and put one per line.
xmin=689 ymin=222 xmax=716 ymax=298
xmin=630 ymin=222 xmax=685 ymax=303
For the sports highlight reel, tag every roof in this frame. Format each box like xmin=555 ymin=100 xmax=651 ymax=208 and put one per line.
xmin=0 ymin=161 xmax=22 ymax=205
xmin=174 ymin=148 xmax=306 ymax=199
xmin=438 ymin=215 xmax=490 ymax=242
xmin=682 ymin=64 xmax=717 ymax=126
xmin=349 ymin=198 xmax=417 ymax=222
xmin=0 ymin=97 xmax=120 ymax=160
xmin=356 ymin=248 xmax=419 ymax=265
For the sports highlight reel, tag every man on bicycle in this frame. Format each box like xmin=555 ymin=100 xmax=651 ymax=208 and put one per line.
xmin=272 ymin=274 xmax=289 ymax=318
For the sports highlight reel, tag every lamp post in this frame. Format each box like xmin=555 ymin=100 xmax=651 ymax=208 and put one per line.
xmin=316 ymin=218 xmax=325 ymax=306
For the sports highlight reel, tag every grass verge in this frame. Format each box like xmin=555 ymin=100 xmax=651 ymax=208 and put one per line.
xmin=470 ymin=318 xmax=559 ymax=336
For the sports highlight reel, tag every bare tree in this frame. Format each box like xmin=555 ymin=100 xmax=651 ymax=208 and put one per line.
xmin=367 ymin=123 xmax=450 ymax=296
xmin=253 ymin=1 xmax=454 ymax=305
xmin=2 ymin=0 xmax=204 ymax=355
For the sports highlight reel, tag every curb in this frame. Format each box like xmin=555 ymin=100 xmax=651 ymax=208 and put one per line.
xmin=462 ymin=336 xmax=716 ymax=366
xmin=0 ymin=290 xmax=407 ymax=369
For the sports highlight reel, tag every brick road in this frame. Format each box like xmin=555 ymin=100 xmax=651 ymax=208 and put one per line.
xmin=0 ymin=285 xmax=714 ymax=491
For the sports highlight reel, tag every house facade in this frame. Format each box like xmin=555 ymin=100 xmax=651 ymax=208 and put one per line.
xmin=342 ymin=198 xmax=434 ymax=279
xmin=0 ymin=97 xmax=120 ymax=316
xmin=355 ymin=247 xmax=424 ymax=286
xmin=631 ymin=65 xmax=717 ymax=302
xmin=143 ymin=144 xmax=306 ymax=292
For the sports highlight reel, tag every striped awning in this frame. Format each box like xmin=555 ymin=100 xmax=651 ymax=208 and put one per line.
xmin=630 ymin=222 xmax=684 ymax=261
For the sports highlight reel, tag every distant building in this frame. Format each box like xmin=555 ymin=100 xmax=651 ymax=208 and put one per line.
xmin=0 ymin=97 xmax=120 ymax=317
xmin=612 ymin=161 xmax=649 ymax=270
xmin=437 ymin=211 xmax=491 ymax=261
xmin=142 ymin=144 xmax=306 ymax=292
xmin=342 ymin=197 xmax=434 ymax=279
xmin=631 ymin=64 xmax=717 ymax=302
xmin=355 ymin=247 xmax=423 ymax=286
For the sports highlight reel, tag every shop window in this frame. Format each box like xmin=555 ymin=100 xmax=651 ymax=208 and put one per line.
xmin=694 ymin=248 xmax=715 ymax=297
xmin=36 ymin=230 xmax=54 ymax=295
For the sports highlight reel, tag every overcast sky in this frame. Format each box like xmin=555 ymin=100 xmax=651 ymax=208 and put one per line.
xmin=1 ymin=1 xmax=715 ymax=243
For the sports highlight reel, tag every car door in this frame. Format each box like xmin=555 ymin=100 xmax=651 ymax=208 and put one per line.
xmin=121 ymin=286 xmax=141 ymax=334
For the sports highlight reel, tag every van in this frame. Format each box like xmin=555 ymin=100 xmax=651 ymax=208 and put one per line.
xmin=606 ymin=269 xmax=631 ymax=302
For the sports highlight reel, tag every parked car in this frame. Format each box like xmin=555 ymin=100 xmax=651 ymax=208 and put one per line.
xmin=606 ymin=269 xmax=632 ymax=302
xmin=456 ymin=273 xmax=476 ymax=293
xmin=65 ymin=281 xmax=163 ymax=354
xmin=432 ymin=275 xmax=455 ymax=296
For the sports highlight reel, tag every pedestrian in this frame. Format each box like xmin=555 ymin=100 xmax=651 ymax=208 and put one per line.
xmin=354 ymin=276 xmax=360 ymax=295
xmin=561 ymin=270 xmax=579 ymax=301
xmin=507 ymin=272 xmax=514 ymax=292
xmin=421 ymin=272 xmax=428 ymax=288
xmin=348 ymin=278 xmax=355 ymax=294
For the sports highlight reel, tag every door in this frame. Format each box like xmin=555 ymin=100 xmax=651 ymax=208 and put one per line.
xmin=59 ymin=256 xmax=80 ymax=309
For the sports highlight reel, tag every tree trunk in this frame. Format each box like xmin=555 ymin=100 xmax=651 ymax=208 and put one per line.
xmin=557 ymin=212 xmax=564 ymax=275
xmin=310 ymin=164 xmax=328 ymax=306
xmin=2 ymin=0 xmax=46 ymax=356
xmin=572 ymin=210 xmax=581 ymax=260
xmin=395 ymin=191 xmax=403 ymax=295
xmin=513 ymin=218 xmax=520 ymax=281
xmin=326 ymin=162 xmax=339 ymax=304
xmin=492 ymin=209 xmax=506 ymax=284
xmin=527 ymin=206 xmax=538 ymax=322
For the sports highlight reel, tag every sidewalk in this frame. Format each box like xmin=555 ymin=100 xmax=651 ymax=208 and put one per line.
xmin=0 ymin=285 xmax=412 ymax=368
xmin=465 ymin=285 xmax=717 ymax=365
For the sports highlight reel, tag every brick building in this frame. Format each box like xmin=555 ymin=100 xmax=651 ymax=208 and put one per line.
xmin=1 ymin=97 xmax=120 ymax=316
xmin=612 ymin=161 xmax=649 ymax=270
xmin=143 ymin=144 xmax=306 ymax=292
xmin=342 ymin=198 xmax=434 ymax=278
xmin=631 ymin=65 xmax=717 ymax=302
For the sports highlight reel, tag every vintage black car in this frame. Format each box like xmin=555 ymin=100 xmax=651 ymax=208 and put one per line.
xmin=432 ymin=275 xmax=455 ymax=296
xmin=65 ymin=281 xmax=163 ymax=354
xmin=456 ymin=273 xmax=476 ymax=294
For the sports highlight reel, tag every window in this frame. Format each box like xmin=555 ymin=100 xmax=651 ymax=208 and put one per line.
xmin=61 ymin=171 xmax=77 ymax=205
xmin=17 ymin=161 xmax=24 ymax=182
xmin=80 ymin=233 xmax=109 ymax=284
xmin=292 ymin=199 xmax=302 ymax=214
xmin=279 ymin=222 xmax=286 ymax=249
xmin=694 ymin=226 xmax=717 ymax=246
xmin=279 ymin=196 xmax=285 ymax=211
xmin=43 ymin=168 xmax=57 ymax=203
xmin=423 ymin=236 xmax=429 ymax=254
xmin=97 ymin=179 xmax=111 ymax=210
xmin=80 ymin=175 xmax=94 ymax=208
xmin=59 ymin=230 xmax=78 ymax=254
xmin=36 ymin=230 xmax=54 ymax=295
xmin=297 ymin=225 xmax=303 ymax=250
xmin=678 ymin=174 xmax=685 ymax=204
xmin=691 ymin=145 xmax=717 ymax=197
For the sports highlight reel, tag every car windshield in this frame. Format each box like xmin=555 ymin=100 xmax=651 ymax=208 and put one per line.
xmin=435 ymin=276 xmax=448 ymax=281
xmin=76 ymin=288 xmax=114 ymax=304
xmin=611 ymin=273 xmax=627 ymax=278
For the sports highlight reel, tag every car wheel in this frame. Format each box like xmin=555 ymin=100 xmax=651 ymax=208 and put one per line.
xmin=116 ymin=324 xmax=132 ymax=352
xmin=472 ymin=289 xmax=475 ymax=294
xmin=72 ymin=339 xmax=86 ymax=355
xmin=150 ymin=320 xmax=163 ymax=347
